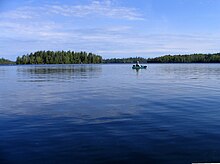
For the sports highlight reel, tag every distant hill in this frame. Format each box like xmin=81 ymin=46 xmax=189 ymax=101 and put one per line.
xmin=0 ymin=58 xmax=15 ymax=65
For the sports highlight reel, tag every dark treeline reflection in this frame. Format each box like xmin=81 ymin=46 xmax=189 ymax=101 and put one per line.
xmin=17 ymin=65 xmax=102 ymax=82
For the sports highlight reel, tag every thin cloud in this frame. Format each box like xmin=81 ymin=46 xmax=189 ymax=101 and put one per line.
xmin=0 ymin=0 xmax=144 ymax=21
xmin=1 ymin=0 xmax=220 ymax=60
xmin=48 ymin=1 xmax=144 ymax=20
xmin=0 ymin=6 xmax=42 ymax=19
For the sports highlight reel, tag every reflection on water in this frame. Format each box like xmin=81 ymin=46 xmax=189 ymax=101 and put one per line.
xmin=17 ymin=64 xmax=102 ymax=82
xmin=1 ymin=64 xmax=220 ymax=164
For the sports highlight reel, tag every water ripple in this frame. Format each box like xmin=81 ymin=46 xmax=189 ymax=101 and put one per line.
xmin=1 ymin=64 xmax=220 ymax=163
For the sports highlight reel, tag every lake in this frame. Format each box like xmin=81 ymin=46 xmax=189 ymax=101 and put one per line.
xmin=0 ymin=64 xmax=220 ymax=164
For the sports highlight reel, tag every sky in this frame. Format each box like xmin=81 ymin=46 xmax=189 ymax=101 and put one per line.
xmin=1 ymin=0 xmax=220 ymax=60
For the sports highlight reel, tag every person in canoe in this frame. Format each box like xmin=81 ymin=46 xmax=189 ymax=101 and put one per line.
xmin=136 ymin=61 xmax=141 ymax=67
xmin=132 ymin=61 xmax=147 ymax=69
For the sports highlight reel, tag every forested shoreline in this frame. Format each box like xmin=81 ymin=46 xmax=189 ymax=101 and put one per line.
xmin=2 ymin=52 xmax=220 ymax=65
xmin=102 ymin=57 xmax=148 ymax=63
xmin=147 ymin=53 xmax=220 ymax=63
xmin=0 ymin=58 xmax=15 ymax=65
xmin=104 ymin=53 xmax=220 ymax=63
xmin=16 ymin=51 xmax=102 ymax=64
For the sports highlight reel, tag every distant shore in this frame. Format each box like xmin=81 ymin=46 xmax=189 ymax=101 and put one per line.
xmin=1 ymin=51 xmax=220 ymax=65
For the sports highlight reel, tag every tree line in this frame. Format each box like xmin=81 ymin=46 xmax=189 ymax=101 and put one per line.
xmin=147 ymin=53 xmax=220 ymax=63
xmin=103 ymin=53 xmax=220 ymax=63
xmin=102 ymin=57 xmax=148 ymax=63
xmin=0 ymin=58 xmax=15 ymax=65
xmin=2 ymin=52 xmax=220 ymax=65
xmin=16 ymin=51 xmax=102 ymax=64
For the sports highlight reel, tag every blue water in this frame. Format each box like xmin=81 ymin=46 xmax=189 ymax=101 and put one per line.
xmin=1 ymin=64 xmax=220 ymax=164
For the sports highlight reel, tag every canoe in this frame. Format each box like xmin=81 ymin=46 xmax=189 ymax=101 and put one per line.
xmin=132 ymin=65 xmax=147 ymax=69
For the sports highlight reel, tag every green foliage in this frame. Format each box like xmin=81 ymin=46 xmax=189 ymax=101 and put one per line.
xmin=103 ymin=57 xmax=148 ymax=63
xmin=103 ymin=53 xmax=220 ymax=63
xmin=16 ymin=51 xmax=102 ymax=64
xmin=14 ymin=52 xmax=220 ymax=64
xmin=147 ymin=53 xmax=220 ymax=63
xmin=0 ymin=58 xmax=15 ymax=65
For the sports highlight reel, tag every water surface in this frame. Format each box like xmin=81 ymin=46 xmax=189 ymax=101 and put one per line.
xmin=1 ymin=64 xmax=220 ymax=164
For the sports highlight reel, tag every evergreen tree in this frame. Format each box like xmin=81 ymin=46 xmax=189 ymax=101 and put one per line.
xmin=16 ymin=50 xmax=102 ymax=64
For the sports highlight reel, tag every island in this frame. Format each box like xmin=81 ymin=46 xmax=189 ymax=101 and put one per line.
xmin=16 ymin=51 xmax=102 ymax=64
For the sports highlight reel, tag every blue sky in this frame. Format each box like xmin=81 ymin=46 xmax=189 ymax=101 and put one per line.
xmin=1 ymin=0 xmax=220 ymax=60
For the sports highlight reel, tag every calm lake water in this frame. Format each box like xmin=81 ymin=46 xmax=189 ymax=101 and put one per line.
xmin=1 ymin=64 xmax=220 ymax=164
